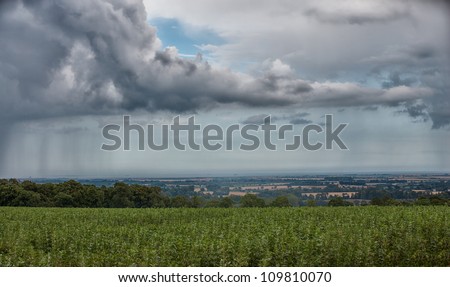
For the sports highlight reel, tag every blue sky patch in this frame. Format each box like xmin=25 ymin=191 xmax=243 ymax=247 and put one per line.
xmin=148 ymin=17 xmax=225 ymax=57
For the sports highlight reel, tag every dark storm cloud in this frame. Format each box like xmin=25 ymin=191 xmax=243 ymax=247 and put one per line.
xmin=382 ymin=72 xmax=417 ymax=89
xmin=0 ymin=0 xmax=307 ymax=120
xmin=429 ymin=109 xmax=450 ymax=129
xmin=0 ymin=0 xmax=447 ymax=128
xmin=0 ymin=0 xmax=309 ymax=120
xmin=419 ymin=68 xmax=450 ymax=129
xmin=0 ymin=0 xmax=156 ymax=119
xmin=397 ymin=103 xmax=429 ymax=121
xmin=406 ymin=105 xmax=428 ymax=119
xmin=364 ymin=42 xmax=450 ymax=128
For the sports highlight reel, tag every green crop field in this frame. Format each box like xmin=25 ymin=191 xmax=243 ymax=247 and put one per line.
xmin=0 ymin=206 xmax=448 ymax=266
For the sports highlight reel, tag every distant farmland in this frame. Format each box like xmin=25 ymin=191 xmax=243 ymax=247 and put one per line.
xmin=0 ymin=206 xmax=448 ymax=266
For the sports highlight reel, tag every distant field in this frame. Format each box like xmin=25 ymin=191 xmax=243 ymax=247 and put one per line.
xmin=0 ymin=207 xmax=448 ymax=266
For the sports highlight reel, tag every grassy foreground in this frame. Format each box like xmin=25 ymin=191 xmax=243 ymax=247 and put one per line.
xmin=0 ymin=206 xmax=448 ymax=266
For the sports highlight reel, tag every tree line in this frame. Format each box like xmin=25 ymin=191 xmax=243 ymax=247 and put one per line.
xmin=0 ymin=179 xmax=448 ymax=208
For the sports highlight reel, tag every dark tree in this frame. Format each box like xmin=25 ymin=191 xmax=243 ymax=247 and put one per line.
xmin=271 ymin=196 xmax=291 ymax=207
xmin=328 ymin=197 xmax=353 ymax=207
xmin=240 ymin=194 xmax=266 ymax=208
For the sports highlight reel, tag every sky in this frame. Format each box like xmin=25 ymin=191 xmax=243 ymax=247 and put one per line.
xmin=0 ymin=0 xmax=449 ymax=178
